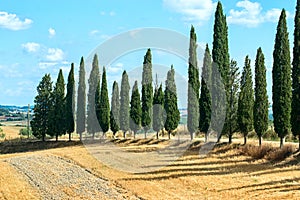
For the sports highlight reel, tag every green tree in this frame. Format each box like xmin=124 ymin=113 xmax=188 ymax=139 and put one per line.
xmin=211 ymin=1 xmax=230 ymax=141
xmin=130 ymin=80 xmax=142 ymax=138
xmin=227 ymin=60 xmax=240 ymax=144
xmin=238 ymin=56 xmax=254 ymax=145
xmin=110 ymin=81 xmax=120 ymax=137
xmin=199 ymin=44 xmax=212 ymax=142
xmin=187 ymin=25 xmax=200 ymax=140
xmin=254 ymin=48 xmax=269 ymax=146
xmin=164 ymin=65 xmax=180 ymax=140
xmin=97 ymin=67 xmax=110 ymax=135
xmin=153 ymin=81 xmax=164 ymax=140
xmin=76 ymin=57 xmax=86 ymax=141
xmin=292 ymin=0 xmax=300 ymax=149
xmin=50 ymin=69 xmax=66 ymax=141
xmin=273 ymin=9 xmax=292 ymax=148
xmin=65 ymin=63 xmax=75 ymax=141
xmin=87 ymin=54 xmax=100 ymax=139
xmin=120 ymin=70 xmax=130 ymax=138
xmin=141 ymin=49 xmax=153 ymax=139
xmin=31 ymin=74 xmax=53 ymax=141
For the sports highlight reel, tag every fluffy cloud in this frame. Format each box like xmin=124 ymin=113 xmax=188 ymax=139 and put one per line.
xmin=48 ymin=27 xmax=56 ymax=37
xmin=163 ymin=0 xmax=216 ymax=24
xmin=107 ymin=63 xmax=124 ymax=74
xmin=46 ymin=48 xmax=64 ymax=61
xmin=227 ymin=0 xmax=290 ymax=27
xmin=0 ymin=11 xmax=32 ymax=30
xmin=22 ymin=42 xmax=40 ymax=53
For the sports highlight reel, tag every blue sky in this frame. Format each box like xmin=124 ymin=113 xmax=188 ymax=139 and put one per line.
xmin=0 ymin=0 xmax=296 ymax=106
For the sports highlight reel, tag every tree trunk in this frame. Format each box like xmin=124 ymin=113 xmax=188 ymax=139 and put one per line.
xmin=217 ymin=134 xmax=221 ymax=143
xmin=280 ymin=137 xmax=284 ymax=148
xmin=69 ymin=133 xmax=71 ymax=141
xmin=56 ymin=134 xmax=58 ymax=141
xmin=168 ymin=131 xmax=171 ymax=140
xmin=80 ymin=132 xmax=82 ymax=141
xmin=133 ymin=131 xmax=136 ymax=139
xmin=298 ymin=135 xmax=300 ymax=151
xmin=123 ymin=131 xmax=126 ymax=139
xmin=42 ymin=134 xmax=45 ymax=142
xmin=258 ymin=136 xmax=262 ymax=146
xmin=244 ymin=135 xmax=247 ymax=145
xmin=156 ymin=131 xmax=159 ymax=140
xmin=190 ymin=132 xmax=194 ymax=141
xmin=229 ymin=134 xmax=232 ymax=144
xmin=92 ymin=132 xmax=95 ymax=140
xmin=144 ymin=129 xmax=148 ymax=139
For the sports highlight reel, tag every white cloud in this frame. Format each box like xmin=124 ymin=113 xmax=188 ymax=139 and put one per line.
xmin=109 ymin=11 xmax=116 ymax=16
xmin=163 ymin=0 xmax=216 ymax=24
xmin=100 ymin=11 xmax=106 ymax=16
xmin=89 ymin=30 xmax=100 ymax=36
xmin=0 ymin=11 xmax=32 ymax=30
xmin=107 ymin=63 xmax=123 ymax=74
xmin=227 ymin=0 xmax=290 ymax=27
xmin=48 ymin=27 xmax=56 ymax=37
xmin=22 ymin=42 xmax=40 ymax=53
xmin=38 ymin=62 xmax=58 ymax=69
xmin=46 ymin=48 xmax=64 ymax=61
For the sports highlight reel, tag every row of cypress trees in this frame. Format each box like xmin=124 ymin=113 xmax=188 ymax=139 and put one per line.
xmin=186 ymin=1 xmax=300 ymax=149
xmin=31 ymin=66 xmax=75 ymax=141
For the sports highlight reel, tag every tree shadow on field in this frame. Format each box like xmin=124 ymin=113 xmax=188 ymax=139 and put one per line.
xmin=0 ymin=139 xmax=82 ymax=154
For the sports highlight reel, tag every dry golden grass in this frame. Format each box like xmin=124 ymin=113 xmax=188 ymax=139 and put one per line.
xmin=0 ymin=125 xmax=23 ymax=140
xmin=0 ymin=127 xmax=300 ymax=200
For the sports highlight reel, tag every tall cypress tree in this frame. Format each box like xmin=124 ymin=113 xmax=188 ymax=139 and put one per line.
xmin=199 ymin=44 xmax=212 ymax=142
xmin=50 ymin=69 xmax=66 ymax=141
xmin=76 ymin=57 xmax=86 ymax=141
xmin=65 ymin=63 xmax=75 ymax=141
xmin=273 ymin=9 xmax=292 ymax=148
xmin=120 ymin=70 xmax=130 ymax=138
xmin=87 ymin=54 xmax=100 ymax=139
xmin=254 ymin=48 xmax=269 ymax=146
xmin=238 ymin=56 xmax=254 ymax=145
xmin=164 ymin=65 xmax=180 ymax=140
xmin=130 ymin=80 xmax=142 ymax=138
xmin=31 ymin=74 xmax=52 ymax=141
xmin=110 ymin=81 xmax=120 ymax=137
xmin=153 ymin=82 xmax=164 ymax=140
xmin=141 ymin=49 xmax=153 ymax=139
xmin=187 ymin=25 xmax=200 ymax=140
xmin=97 ymin=67 xmax=110 ymax=134
xmin=211 ymin=1 xmax=230 ymax=141
xmin=292 ymin=0 xmax=300 ymax=149
xmin=227 ymin=60 xmax=240 ymax=143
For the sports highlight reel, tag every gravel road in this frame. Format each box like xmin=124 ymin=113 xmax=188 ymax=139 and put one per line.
xmin=5 ymin=154 xmax=139 ymax=200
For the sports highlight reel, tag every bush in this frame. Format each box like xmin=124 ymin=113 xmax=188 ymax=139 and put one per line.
xmin=265 ymin=145 xmax=295 ymax=161
xmin=247 ymin=131 xmax=257 ymax=138
xmin=263 ymin=129 xmax=278 ymax=140
xmin=19 ymin=128 xmax=32 ymax=136
xmin=0 ymin=127 xmax=5 ymax=139
xmin=241 ymin=144 xmax=273 ymax=159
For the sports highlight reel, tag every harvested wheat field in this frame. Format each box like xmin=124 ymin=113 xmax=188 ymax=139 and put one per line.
xmin=0 ymin=137 xmax=300 ymax=200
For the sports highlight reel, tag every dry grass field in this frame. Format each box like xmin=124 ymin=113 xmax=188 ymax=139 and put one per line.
xmin=0 ymin=125 xmax=300 ymax=199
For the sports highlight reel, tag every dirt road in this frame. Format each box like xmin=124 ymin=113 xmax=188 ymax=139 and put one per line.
xmin=5 ymin=154 xmax=140 ymax=200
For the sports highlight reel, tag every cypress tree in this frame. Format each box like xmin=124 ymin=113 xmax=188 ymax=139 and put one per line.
xmin=292 ymin=0 xmax=300 ymax=149
xmin=141 ymin=49 xmax=153 ymax=139
xmin=50 ymin=69 xmax=66 ymax=141
xmin=153 ymin=82 xmax=164 ymax=140
xmin=31 ymin=74 xmax=52 ymax=141
xmin=110 ymin=81 xmax=120 ymax=137
xmin=211 ymin=1 xmax=230 ymax=141
xmin=120 ymin=70 xmax=130 ymax=138
xmin=254 ymin=48 xmax=269 ymax=146
xmin=65 ymin=63 xmax=75 ymax=141
xmin=76 ymin=57 xmax=86 ymax=141
xmin=130 ymin=80 xmax=142 ymax=138
xmin=199 ymin=44 xmax=212 ymax=142
xmin=273 ymin=9 xmax=292 ymax=148
xmin=238 ymin=56 xmax=254 ymax=145
xmin=164 ymin=65 xmax=180 ymax=140
xmin=227 ymin=60 xmax=240 ymax=144
xmin=187 ymin=25 xmax=200 ymax=140
xmin=97 ymin=67 xmax=110 ymax=134
xmin=87 ymin=54 xmax=100 ymax=139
